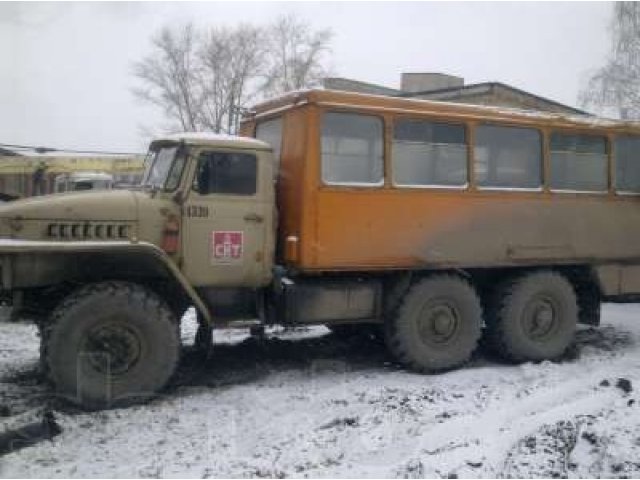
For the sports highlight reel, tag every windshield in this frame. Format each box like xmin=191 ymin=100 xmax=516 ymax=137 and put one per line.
xmin=141 ymin=144 xmax=186 ymax=190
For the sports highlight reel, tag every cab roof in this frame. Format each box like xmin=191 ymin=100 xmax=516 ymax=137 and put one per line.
xmin=152 ymin=132 xmax=271 ymax=150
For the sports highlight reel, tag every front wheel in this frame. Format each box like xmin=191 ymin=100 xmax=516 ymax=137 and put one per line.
xmin=41 ymin=281 xmax=180 ymax=409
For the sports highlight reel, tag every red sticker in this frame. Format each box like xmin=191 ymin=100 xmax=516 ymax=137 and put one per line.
xmin=211 ymin=231 xmax=244 ymax=263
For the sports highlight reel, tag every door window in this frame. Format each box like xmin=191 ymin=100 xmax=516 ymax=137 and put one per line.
xmin=193 ymin=151 xmax=257 ymax=195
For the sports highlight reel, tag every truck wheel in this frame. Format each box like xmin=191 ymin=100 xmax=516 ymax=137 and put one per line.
xmin=41 ymin=281 xmax=180 ymax=409
xmin=484 ymin=271 xmax=577 ymax=362
xmin=386 ymin=275 xmax=482 ymax=372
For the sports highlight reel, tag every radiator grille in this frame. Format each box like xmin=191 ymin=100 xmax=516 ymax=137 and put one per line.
xmin=47 ymin=222 xmax=130 ymax=240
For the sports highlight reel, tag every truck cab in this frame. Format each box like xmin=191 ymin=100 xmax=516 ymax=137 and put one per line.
xmin=144 ymin=133 xmax=276 ymax=289
xmin=0 ymin=133 xmax=276 ymax=408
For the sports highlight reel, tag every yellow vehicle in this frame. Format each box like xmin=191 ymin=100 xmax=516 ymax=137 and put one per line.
xmin=54 ymin=172 xmax=114 ymax=193
xmin=1 ymin=90 xmax=639 ymax=409
xmin=0 ymin=156 xmax=143 ymax=198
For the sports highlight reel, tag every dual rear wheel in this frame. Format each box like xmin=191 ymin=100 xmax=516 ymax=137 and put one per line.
xmin=385 ymin=271 xmax=578 ymax=372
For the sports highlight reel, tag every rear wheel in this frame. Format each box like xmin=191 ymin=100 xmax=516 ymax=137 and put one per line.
xmin=41 ymin=281 xmax=180 ymax=409
xmin=385 ymin=274 xmax=482 ymax=372
xmin=484 ymin=271 xmax=577 ymax=362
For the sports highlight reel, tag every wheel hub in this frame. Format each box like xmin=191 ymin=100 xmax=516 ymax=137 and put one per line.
xmin=84 ymin=323 xmax=142 ymax=375
xmin=418 ymin=303 xmax=459 ymax=345
xmin=523 ymin=298 xmax=556 ymax=340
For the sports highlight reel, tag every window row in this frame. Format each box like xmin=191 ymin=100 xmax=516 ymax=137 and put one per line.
xmin=320 ymin=112 xmax=640 ymax=193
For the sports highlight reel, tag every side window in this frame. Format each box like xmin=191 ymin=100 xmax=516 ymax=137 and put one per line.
xmin=256 ymin=117 xmax=283 ymax=179
xmin=193 ymin=151 xmax=257 ymax=195
xmin=392 ymin=118 xmax=467 ymax=187
xmin=475 ymin=124 xmax=542 ymax=189
xmin=321 ymin=112 xmax=383 ymax=186
xmin=615 ymin=136 xmax=640 ymax=193
xmin=550 ymin=133 xmax=607 ymax=192
xmin=165 ymin=147 xmax=187 ymax=191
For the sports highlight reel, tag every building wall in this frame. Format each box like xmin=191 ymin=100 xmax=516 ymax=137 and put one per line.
xmin=322 ymin=78 xmax=400 ymax=97
xmin=412 ymin=87 xmax=581 ymax=115
xmin=0 ymin=155 xmax=144 ymax=198
xmin=400 ymin=73 xmax=463 ymax=94
xmin=322 ymin=75 xmax=584 ymax=116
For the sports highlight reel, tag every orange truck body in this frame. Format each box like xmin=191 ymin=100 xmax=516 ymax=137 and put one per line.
xmin=241 ymin=90 xmax=640 ymax=294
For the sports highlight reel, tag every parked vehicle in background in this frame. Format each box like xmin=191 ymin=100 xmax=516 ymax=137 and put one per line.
xmin=54 ymin=172 xmax=114 ymax=193
xmin=1 ymin=89 xmax=640 ymax=408
xmin=0 ymin=156 xmax=143 ymax=199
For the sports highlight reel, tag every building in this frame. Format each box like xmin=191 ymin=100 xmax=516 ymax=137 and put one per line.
xmin=0 ymin=147 xmax=21 ymax=156
xmin=323 ymin=72 xmax=588 ymax=116
xmin=0 ymin=155 xmax=144 ymax=198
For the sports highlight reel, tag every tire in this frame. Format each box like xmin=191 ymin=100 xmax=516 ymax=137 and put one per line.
xmin=484 ymin=271 xmax=577 ymax=362
xmin=41 ymin=281 xmax=180 ymax=409
xmin=385 ymin=274 xmax=483 ymax=372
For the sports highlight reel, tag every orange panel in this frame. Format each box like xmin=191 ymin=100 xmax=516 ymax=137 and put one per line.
xmin=242 ymin=90 xmax=640 ymax=273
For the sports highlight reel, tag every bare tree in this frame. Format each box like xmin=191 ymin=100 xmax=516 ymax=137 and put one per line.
xmin=133 ymin=16 xmax=333 ymax=133
xmin=198 ymin=25 xmax=265 ymax=133
xmin=580 ymin=2 xmax=640 ymax=119
xmin=133 ymin=24 xmax=202 ymax=131
xmin=262 ymin=14 xmax=333 ymax=97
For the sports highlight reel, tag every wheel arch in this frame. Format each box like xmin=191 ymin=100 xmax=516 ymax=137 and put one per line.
xmin=0 ymin=239 xmax=212 ymax=324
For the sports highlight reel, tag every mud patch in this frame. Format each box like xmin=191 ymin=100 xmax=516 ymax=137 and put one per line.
xmin=0 ymin=410 xmax=61 ymax=457
xmin=504 ymin=410 xmax=640 ymax=479
xmin=171 ymin=329 xmax=391 ymax=392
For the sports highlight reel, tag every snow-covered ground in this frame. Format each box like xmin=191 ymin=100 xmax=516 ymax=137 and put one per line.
xmin=1 ymin=305 xmax=639 ymax=478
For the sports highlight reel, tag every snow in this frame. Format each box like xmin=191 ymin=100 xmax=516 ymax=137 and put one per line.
xmin=155 ymin=133 xmax=270 ymax=150
xmin=1 ymin=305 xmax=640 ymax=478
xmin=314 ymin=89 xmax=638 ymax=129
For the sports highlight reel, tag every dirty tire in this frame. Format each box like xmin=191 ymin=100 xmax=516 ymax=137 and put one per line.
xmin=385 ymin=275 xmax=483 ymax=372
xmin=42 ymin=281 xmax=180 ymax=409
xmin=484 ymin=271 xmax=577 ymax=362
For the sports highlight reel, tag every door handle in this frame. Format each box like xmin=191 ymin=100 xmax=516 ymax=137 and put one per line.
xmin=244 ymin=213 xmax=264 ymax=223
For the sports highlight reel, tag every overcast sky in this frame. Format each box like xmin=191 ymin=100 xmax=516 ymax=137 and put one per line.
xmin=1 ymin=1 xmax=613 ymax=154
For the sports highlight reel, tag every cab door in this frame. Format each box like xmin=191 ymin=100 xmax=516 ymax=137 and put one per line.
xmin=181 ymin=148 xmax=274 ymax=288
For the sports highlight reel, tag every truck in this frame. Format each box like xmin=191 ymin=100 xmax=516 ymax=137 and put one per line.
xmin=1 ymin=89 xmax=640 ymax=409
